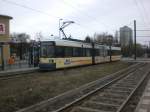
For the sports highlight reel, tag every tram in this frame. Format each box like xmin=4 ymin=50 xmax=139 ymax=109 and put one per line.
xmin=39 ymin=39 xmax=121 ymax=70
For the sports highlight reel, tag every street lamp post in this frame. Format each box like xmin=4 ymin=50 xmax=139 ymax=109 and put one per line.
xmin=134 ymin=20 xmax=136 ymax=60
xmin=59 ymin=19 xmax=63 ymax=39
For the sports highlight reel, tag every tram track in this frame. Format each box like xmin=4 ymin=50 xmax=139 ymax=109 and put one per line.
xmin=55 ymin=63 xmax=150 ymax=112
xmin=15 ymin=63 xmax=145 ymax=112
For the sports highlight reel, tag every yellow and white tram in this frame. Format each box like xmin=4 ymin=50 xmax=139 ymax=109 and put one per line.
xmin=110 ymin=46 xmax=122 ymax=61
xmin=39 ymin=40 xmax=121 ymax=70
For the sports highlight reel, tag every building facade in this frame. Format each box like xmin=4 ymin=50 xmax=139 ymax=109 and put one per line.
xmin=0 ymin=15 xmax=12 ymax=68
xmin=120 ymin=26 xmax=133 ymax=47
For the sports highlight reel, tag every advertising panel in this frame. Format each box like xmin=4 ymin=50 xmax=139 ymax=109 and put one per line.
xmin=0 ymin=23 xmax=5 ymax=34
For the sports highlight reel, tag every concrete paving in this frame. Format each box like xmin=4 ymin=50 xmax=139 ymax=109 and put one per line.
xmin=121 ymin=58 xmax=150 ymax=63
xmin=135 ymin=80 xmax=150 ymax=112
xmin=0 ymin=67 xmax=39 ymax=77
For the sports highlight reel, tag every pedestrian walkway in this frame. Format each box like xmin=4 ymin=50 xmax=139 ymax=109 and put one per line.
xmin=0 ymin=67 xmax=39 ymax=77
xmin=135 ymin=80 xmax=150 ymax=112
xmin=122 ymin=58 xmax=150 ymax=63
xmin=3 ymin=59 xmax=31 ymax=70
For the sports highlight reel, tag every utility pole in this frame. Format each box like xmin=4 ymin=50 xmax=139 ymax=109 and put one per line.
xmin=134 ymin=20 xmax=136 ymax=60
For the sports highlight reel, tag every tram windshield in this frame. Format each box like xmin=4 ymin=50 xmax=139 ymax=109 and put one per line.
xmin=41 ymin=42 xmax=55 ymax=58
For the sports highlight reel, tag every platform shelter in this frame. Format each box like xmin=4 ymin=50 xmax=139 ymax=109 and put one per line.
xmin=0 ymin=15 xmax=12 ymax=69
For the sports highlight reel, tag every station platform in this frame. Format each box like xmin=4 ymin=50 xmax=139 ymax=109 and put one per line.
xmin=0 ymin=67 xmax=39 ymax=77
xmin=122 ymin=58 xmax=150 ymax=63
xmin=135 ymin=80 xmax=150 ymax=112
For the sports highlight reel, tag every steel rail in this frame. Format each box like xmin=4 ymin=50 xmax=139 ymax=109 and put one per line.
xmin=54 ymin=63 xmax=145 ymax=112
xmin=116 ymin=67 xmax=150 ymax=112
xmin=15 ymin=63 xmax=142 ymax=112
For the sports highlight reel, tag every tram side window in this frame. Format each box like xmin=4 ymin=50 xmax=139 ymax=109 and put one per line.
xmin=41 ymin=46 xmax=47 ymax=57
xmin=56 ymin=46 xmax=64 ymax=57
xmin=95 ymin=49 xmax=99 ymax=56
xmin=82 ymin=48 xmax=86 ymax=57
xmin=78 ymin=48 xmax=82 ymax=57
xmin=86 ymin=48 xmax=91 ymax=57
xmin=41 ymin=45 xmax=55 ymax=58
xmin=99 ymin=47 xmax=105 ymax=57
xmin=47 ymin=46 xmax=55 ymax=58
xmin=73 ymin=47 xmax=78 ymax=57
xmin=79 ymin=48 xmax=82 ymax=57
xmin=111 ymin=50 xmax=116 ymax=56
xmin=64 ymin=47 xmax=72 ymax=57
xmin=108 ymin=50 xmax=121 ymax=56
xmin=103 ymin=48 xmax=107 ymax=57
xmin=112 ymin=50 xmax=121 ymax=55
xmin=99 ymin=48 xmax=102 ymax=56
xmin=108 ymin=50 xmax=111 ymax=56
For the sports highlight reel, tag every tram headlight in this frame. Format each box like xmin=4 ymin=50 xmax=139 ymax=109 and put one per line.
xmin=49 ymin=59 xmax=54 ymax=63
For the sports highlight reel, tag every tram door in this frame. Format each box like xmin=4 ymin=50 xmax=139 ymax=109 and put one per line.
xmin=29 ymin=46 xmax=39 ymax=67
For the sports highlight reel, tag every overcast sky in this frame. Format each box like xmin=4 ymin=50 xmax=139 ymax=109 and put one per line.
xmin=0 ymin=0 xmax=150 ymax=44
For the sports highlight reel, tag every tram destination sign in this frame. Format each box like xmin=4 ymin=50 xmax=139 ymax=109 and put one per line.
xmin=0 ymin=23 xmax=5 ymax=35
xmin=41 ymin=41 xmax=54 ymax=46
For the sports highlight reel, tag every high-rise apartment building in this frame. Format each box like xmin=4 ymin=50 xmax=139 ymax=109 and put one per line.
xmin=120 ymin=26 xmax=133 ymax=47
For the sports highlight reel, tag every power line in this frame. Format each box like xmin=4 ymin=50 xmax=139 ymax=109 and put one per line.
xmin=1 ymin=0 xmax=100 ymax=35
xmin=137 ymin=0 xmax=150 ymax=25
xmin=1 ymin=0 xmax=60 ymax=19
xmin=60 ymin=18 xmax=100 ymax=35
xmin=133 ymin=0 xmax=147 ymax=25
xmin=75 ymin=23 xmax=95 ymax=32
xmin=137 ymin=30 xmax=150 ymax=31
xmin=137 ymin=36 xmax=150 ymax=37
xmin=114 ymin=30 xmax=150 ymax=32
xmin=3 ymin=0 xmax=146 ymax=38
xmin=61 ymin=0 xmax=114 ymax=31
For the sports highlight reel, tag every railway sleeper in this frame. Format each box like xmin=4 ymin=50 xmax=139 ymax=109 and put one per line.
xmin=82 ymin=101 xmax=119 ymax=112
xmin=71 ymin=106 xmax=111 ymax=112
xmin=106 ymin=88 xmax=132 ymax=93
xmin=116 ymin=82 xmax=137 ymax=86
xmin=113 ymin=84 xmax=136 ymax=89
xmin=99 ymin=93 xmax=128 ymax=100
xmin=119 ymin=80 xmax=137 ymax=84
xmin=91 ymin=97 xmax=123 ymax=105
xmin=121 ymin=76 xmax=141 ymax=80
xmin=91 ymin=97 xmax=124 ymax=104
xmin=108 ymin=86 xmax=134 ymax=91
xmin=116 ymin=78 xmax=139 ymax=82
xmin=122 ymin=78 xmax=141 ymax=82
xmin=104 ymin=89 xmax=131 ymax=95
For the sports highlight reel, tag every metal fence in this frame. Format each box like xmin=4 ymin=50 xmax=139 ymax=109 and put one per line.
xmin=0 ymin=57 xmax=34 ymax=71
xmin=0 ymin=42 xmax=40 ymax=71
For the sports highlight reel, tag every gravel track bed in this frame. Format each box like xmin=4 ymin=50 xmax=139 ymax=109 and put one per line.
xmin=0 ymin=62 xmax=131 ymax=112
xmin=58 ymin=63 xmax=150 ymax=112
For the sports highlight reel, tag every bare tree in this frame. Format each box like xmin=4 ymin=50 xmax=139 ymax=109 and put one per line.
xmin=35 ymin=32 xmax=43 ymax=41
xmin=114 ymin=31 xmax=119 ymax=44
xmin=94 ymin=32 xmax=114 ymax=45
xmin=11 ymin=33 xmax=30 ymax=43
xmin=85 ymin=35 xmax=93 ymax=43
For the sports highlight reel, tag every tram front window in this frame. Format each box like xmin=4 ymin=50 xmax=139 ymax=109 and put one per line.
xmin=41 ymin=45 xmax=55 ymax=58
